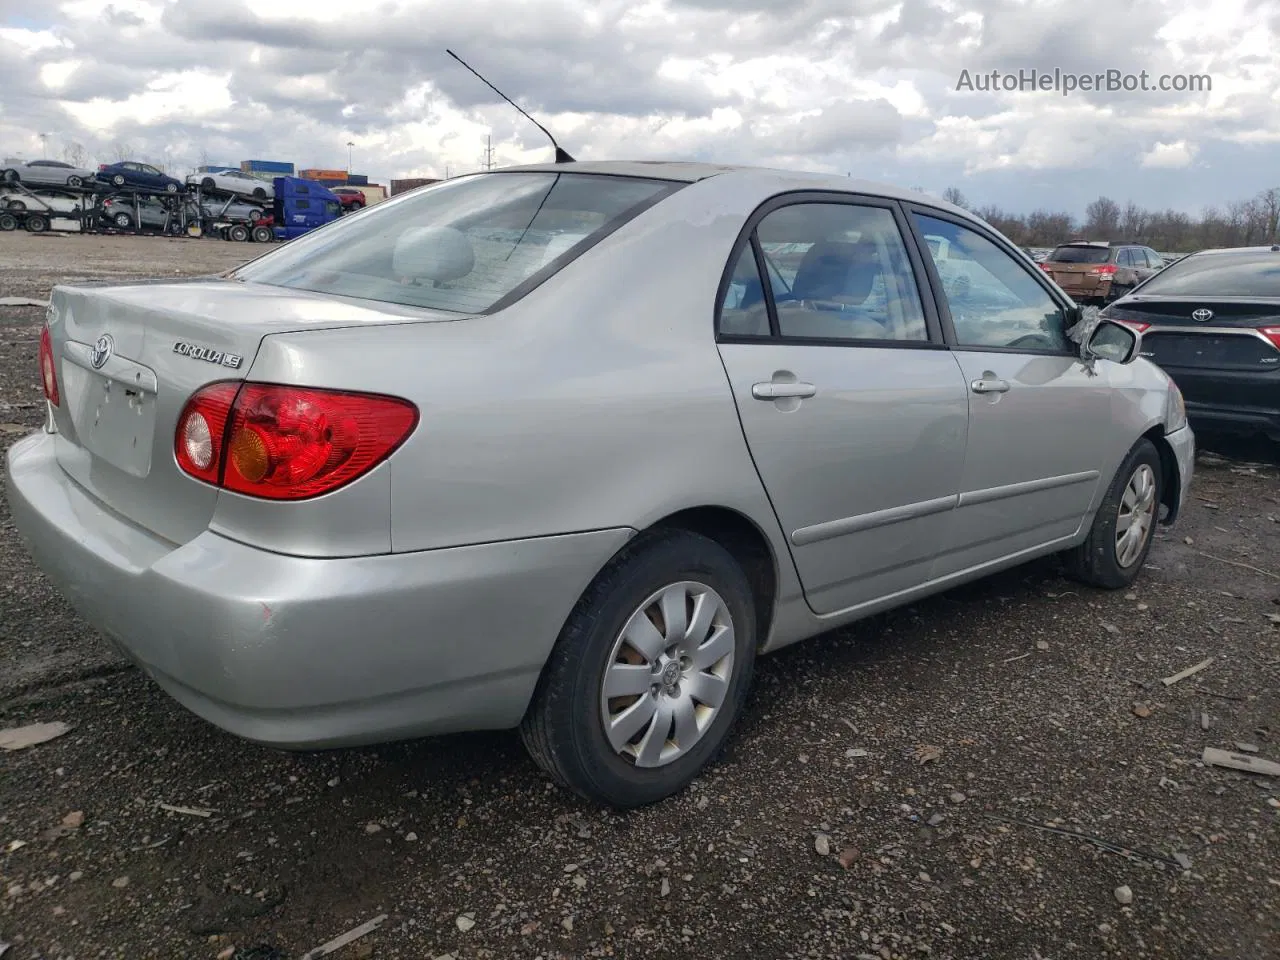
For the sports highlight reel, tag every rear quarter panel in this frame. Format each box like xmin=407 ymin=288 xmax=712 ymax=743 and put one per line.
xmin=246 ymin=173 xmax=796 ymax=563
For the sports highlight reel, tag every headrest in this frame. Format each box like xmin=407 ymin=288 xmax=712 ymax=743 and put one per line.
xmin=392 ymin=226 xmax=475 ymax=283
xmin=793 ymin=240 xmax=879 ymax=303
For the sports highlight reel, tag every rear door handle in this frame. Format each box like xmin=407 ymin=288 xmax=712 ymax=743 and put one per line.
xmin=970 ymin=378 xmax=1010 ymax=394
xmin=752 ymin=382 xmax=817 ymax=400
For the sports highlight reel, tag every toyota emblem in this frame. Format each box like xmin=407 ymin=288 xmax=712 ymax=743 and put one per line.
xmin=1191 ymin=308 xmax=1213 ymax=322
xmin=90 ymin=334 xmax=114 ymax=369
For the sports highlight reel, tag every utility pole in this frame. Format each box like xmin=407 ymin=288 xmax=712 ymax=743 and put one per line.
xmin=38 ymin=133 xmax=49 ymax=157
xmin=346 ymin=141 xmax=354 ymax=173
xmin=481 ymin=135 xmax=495 ymax=170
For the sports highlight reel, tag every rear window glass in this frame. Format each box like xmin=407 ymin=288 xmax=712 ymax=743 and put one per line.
xmin=1135 ymin=251 xmax=1280 ymax=297
xmin=234 ymin=172 xmax=679 ymax=314
xmin=1047 ymin=245 xmax=1111 ymax=264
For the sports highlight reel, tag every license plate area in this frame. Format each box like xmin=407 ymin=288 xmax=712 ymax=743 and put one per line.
xmin=61 ymin=342 xmax=159 ymax=478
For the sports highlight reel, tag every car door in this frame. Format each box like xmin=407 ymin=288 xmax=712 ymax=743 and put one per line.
xmin=715 ymin=194 xmax=970 ymax=616
xmin=905 ymin=207 xmax=1114 ymax=578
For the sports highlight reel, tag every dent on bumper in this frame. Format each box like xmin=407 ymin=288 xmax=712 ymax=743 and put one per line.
xmin=6 ymin=431 xmax=634 ymax=748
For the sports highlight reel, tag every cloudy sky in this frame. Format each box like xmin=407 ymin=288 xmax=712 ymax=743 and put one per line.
xmin=2 ymin=0 xmax=1278 ymax=216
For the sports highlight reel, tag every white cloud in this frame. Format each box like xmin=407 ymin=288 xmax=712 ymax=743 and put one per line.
xmin=1140 ymin=140 xmax=1198 ymax=168
xmin=0 ymin=0 xmax=1277 ymax=213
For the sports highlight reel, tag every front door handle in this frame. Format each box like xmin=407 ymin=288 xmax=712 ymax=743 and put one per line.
xmin=752 ymin=381 xmax=817 ymax=400
xmin=970 ymin=377 xmax=1010 ymax=394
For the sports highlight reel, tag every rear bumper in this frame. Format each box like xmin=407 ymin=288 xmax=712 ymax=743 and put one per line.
xmin=1053 ymin=277 xmax=1112 ymax=300
xmin=6 ymin=430 xmax=633 ymax=749
xmin=1164 ymin=366 xmax=1280 ymax=439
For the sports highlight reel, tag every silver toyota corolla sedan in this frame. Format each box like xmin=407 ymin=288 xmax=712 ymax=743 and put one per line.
xmin=6 ymin=161 xmax=1195 ymax=808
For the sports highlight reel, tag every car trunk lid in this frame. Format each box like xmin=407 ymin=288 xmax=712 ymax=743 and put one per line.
xmin=1106 ymin=296 xmax=1280 ymax=372
xmin=46 ymin=279 xmax=459 ymax=545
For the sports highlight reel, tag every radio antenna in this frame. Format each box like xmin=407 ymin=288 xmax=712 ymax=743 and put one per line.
xmin=446 ymin=49 xmax=575 ymax=164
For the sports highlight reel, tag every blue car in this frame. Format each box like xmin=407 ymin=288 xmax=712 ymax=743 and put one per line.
xmin=96 ymin=161 xmax=184 ymax=195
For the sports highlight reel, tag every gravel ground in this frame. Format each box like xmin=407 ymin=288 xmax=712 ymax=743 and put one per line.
xmin=1 ymin=232 xmax=1278 ymax=960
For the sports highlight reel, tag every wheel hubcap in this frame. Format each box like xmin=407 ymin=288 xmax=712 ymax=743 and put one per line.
xmin=600 ymin=581 xmax=735 ymax=769
xmin=1115 ymin=463 xmax=1157 ymax=568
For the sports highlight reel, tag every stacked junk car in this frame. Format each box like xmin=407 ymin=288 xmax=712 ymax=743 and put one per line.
xmin=0 ymin=156 xmax=383 ymax=243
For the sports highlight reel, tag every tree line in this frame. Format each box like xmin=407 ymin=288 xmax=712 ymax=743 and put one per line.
xmin=937 ymin=186 xmax=1280 ymax=254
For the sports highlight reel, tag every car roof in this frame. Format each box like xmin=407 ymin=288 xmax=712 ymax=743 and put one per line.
xmin=1186 ymin=244 xmax=1280 ymax=257
xmin=491 ymin=160 xmax=970 ymax=215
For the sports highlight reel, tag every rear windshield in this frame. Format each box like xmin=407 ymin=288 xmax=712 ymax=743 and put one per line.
xmin=234 ymin=172 xmax=679 ymax=313
xmin=1134 ymin=251 xmax=1280 ymax=297
xmin=1047 ymin=245 xmax=1111 ymax=264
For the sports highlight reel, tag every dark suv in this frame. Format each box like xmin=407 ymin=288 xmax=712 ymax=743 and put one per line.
xmin=1040 ymin=241 xmax=1164 ymax=304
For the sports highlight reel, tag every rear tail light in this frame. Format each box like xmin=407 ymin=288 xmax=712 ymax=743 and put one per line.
xmin=1039 ymin=262 xmax=1053 ymax=272
xmin=98 ymin=164 xmax=107 ymax=171
xmin=1088 ymin=264 xmax=1118 ymax=277
xmin=1260 ymin=326 xmax=1280 ymax=351
xmin=175 ymin=382 xmax=418 ymax=500
xmin=1115 ymin=320 xmax=1151 ymax=333
xmin=39 ymin=324 xmax=60 ymax=407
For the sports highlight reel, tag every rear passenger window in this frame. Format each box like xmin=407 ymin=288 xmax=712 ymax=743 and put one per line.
xmin=719 ymin=244 xmax=771 ymax=337
xmin=754 ymin=203 xmax=928 ymax=342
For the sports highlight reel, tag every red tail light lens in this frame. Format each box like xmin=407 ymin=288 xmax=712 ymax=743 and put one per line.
xmin=1115 ymin=320 xmax=1151 ymax=333
xmin=1260 ymin=326 xmax=1280 ymax=351
xmin=39 ymin=324 xmax=60 ymax=407
xmin=1088 ymin=264 xmax=1118 ymax=276
xmin=175 ymin=382 xmax=418 ymax=500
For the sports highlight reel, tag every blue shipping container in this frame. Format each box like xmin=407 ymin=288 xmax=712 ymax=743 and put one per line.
xmin=346 ymin=174 xmax=369 ymax=186
xmin=241 ymin=160 xmax=294 ymax=173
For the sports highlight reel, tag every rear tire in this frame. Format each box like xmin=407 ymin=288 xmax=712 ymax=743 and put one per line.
xmin=25 ymin=214 xmax=49 ymax=233
xmin=0 ymin=213 xmax=17 ymax=231
xmin=251 ymin=225 xmax=273 ymax=243
xmin=111 ymin=174 xmax=126 ymax=187
xmin=1064 ymin=438 xmax=1163 ymax=589
xmin=228 ymin=224 xmax=249 ymax=242
xmin=520 ymin=529 xmax=757 ymax=808
xmin=252 ymin=187 xmax=266 ymax=200
xmin=201 ymin=178 xmax=216 ymax=190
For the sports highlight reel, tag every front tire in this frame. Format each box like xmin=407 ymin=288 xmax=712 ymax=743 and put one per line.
xmin=165 ymin=182 xmax=178 ymax=194
xmin=520 ymin=529 xmax=757 ymax=808
xmin=1064 ymin=438 xmax=1162 ymax=589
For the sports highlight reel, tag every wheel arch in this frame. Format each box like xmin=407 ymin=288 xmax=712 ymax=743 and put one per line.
xmin=1141 ymin=423 xmax=1183 ymax=525
xmin=646 ymin=505 xmax=779 ymax=651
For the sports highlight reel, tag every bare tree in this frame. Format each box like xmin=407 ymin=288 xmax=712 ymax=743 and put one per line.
xmin=109 ymin=141 xmax=135 ymax=162
xmin=1120 ymin=202 xmax=1148 ymax=241
xmin=942 ymin=186 xmax=969 ymax=209
xmin=1084 ymin=196 xmax=1122 ymax=239
xmin=1255 ymin=187 xmax=1280 ymax=242
xmin=61 ymin=141 xmax=87 ymax=167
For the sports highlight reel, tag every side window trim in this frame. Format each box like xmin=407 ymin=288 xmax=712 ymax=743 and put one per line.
xmin=714 ymin=190 xmax=947 ymax=348
xmin=901 ymin=202 xmax=1076 ymax=356
xmin=748 ymin=235 xmax=781 ymax=338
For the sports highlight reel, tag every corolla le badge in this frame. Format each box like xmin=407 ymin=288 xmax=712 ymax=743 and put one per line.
xmin=1191 ymin=308 xmax=1214 ymax=322
xmin=90 ymin=334 xmax=114 ymax=369
xmin=173 ymin=341 xmax=244 ymax=369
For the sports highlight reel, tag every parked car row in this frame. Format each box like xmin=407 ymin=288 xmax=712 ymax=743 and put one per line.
xmin=2 ymin=157 xmax=277 ymax=201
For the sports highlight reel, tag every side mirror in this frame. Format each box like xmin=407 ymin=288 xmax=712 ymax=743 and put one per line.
xmin=1085 ymin=318 xmax=1141 ymax=364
